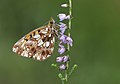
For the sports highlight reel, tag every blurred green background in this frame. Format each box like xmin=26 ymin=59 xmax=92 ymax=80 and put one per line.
xmin=0 ymin=0 xmax=120 ymax=84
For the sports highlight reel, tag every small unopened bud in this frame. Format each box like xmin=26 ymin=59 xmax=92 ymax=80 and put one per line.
xmin=59 ymin=64 xmax=67 ymax=70
xmin=65 ymin=15 xmax=71 ymax=20
xmin=61 ymin=4 xmax=68 ymax=7
xmin=56 ymin=57 xmax=63 ymax=62
xmin=63 ymin=56 xmax=69 ymax=62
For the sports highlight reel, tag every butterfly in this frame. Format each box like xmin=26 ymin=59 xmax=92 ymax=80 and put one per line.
xmin=12 ymin=18 xmax=59 ymax=61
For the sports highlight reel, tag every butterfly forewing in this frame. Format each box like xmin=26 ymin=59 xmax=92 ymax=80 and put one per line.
xmin=13 ymin=19 xmax=56 ymax=61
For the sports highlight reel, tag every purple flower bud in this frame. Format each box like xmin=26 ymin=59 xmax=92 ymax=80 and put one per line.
xmin=59 ymin=22 xmax=67 ymax=33
xmin=59 ymin=34 xmax=73 ymax=46
xmin=59 ymin=34 xmax=67 ymax=43
xmin=58 ymin=45 xmax=65 ymax=54
xmin=59 ymin=64 xmax=67 ymax=70
xmin=65 ymin=15 xmax=70 ymax=20
xmin=58 ymin=43 xmax=64 ymax=47
xmin=59 ymin=22 xmax=66 ymax=28
xmin=58 ymin=14 xmax=66 ymax=21
xmin=58 ymin=14 xmax=71 ymax=21
xmin=66 ymin=36 xmax=73 ymax=46
xmin=56 ymin=57 xmax=63 ymax=62
xmin=63 ymin=56 xmax=69 ymax=62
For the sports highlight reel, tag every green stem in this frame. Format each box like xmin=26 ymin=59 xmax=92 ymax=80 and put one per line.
xmin=64 ymin=0 xmax=72 ymax=84
xmin=69 ymin=0 xmax=72 ymax=30
xmin=67 ymin=0 xmax=72 ymax=50
xmin=65 ymin=61 xmax=69 ymax=83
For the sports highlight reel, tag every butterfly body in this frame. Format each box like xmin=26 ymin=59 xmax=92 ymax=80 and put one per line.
xmin=13 ymin=18 xmax=58 ymax=61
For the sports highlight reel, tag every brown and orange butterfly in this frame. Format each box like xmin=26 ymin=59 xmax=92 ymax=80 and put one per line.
xmin=12 ymin=18 xmax=58 ymax=61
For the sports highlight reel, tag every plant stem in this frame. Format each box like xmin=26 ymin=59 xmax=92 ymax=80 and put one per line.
xmin=64 ymin=0 xmax=72 ymax=84
xmin=67 ymin=0 xmax=72 ymax=51
xmin=69 ymin=0 xmax=72 ymax=32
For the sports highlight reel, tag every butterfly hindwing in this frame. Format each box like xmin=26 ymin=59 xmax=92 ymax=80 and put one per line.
xmin=13 ymin=21 xmax=56 ymax=61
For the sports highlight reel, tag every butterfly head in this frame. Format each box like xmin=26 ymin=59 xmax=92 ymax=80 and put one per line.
xmin=48 ymin=18 xmax=57 ymax=30
xmin=49 ymin=17 xmax=55 ymax=25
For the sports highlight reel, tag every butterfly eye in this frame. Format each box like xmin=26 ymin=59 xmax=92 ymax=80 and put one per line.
xmin=50 ymin=21 xmax=53 ymax=24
